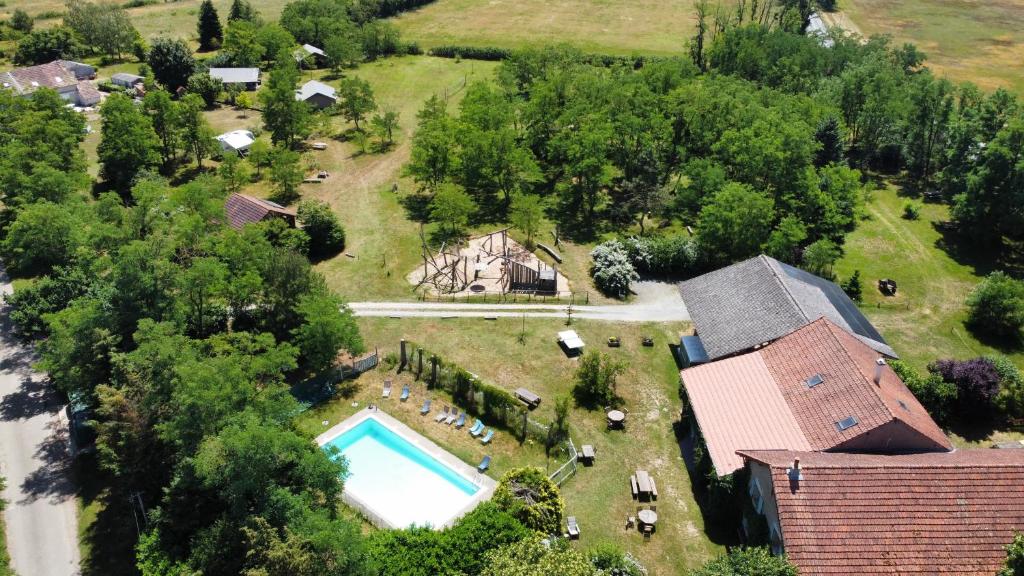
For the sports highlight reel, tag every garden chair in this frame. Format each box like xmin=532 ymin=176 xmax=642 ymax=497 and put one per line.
xmin=400 ymin=385 xmax=410 ymax=401
xmin=469 ymin=419 xmax=484 ymax=436
xmin=477 ymin=455 xmax=491 ymax=473
xmin=480 ymin=429 xmax=494 ymax=444
xmin=453 ymin=412 xmax=466 ymax=427
xmin=567 ymin=517 xmax=580 ymax=539
xmin=435 ymin=406 xmax=450 ymax=423
xmin=420 ymin=398 xmax=431 ymax=415
xmin=382 ymin=380 xmax=392 ymax=398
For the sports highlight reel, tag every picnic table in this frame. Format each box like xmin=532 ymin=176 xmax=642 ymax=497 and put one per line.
xmin=515 ymin=387 xmax=542 ymax=408
xmin=638 ymin=509 xmax=658 ymax=527
xmin=579 ymin=444 xmax=595 ymax=464
xmin=635 ymin=470 xmax=652 ymax=494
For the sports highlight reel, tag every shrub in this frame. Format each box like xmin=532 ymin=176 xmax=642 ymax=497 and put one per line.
xmin=966 ymin=271 xmax=1024 ymax=341
xmin=624 ymin=235 xmax=701 ymax=277
xmin=902 ymin=201 xmax=921 ymax=220
xmin=929 ymin=357 xmax=1002 ymax=417
xmin=492 ymin=468 xmax=563 ymax=534
xmin=999 ymin=532 xmax=1024 ymax=576
xmin=297 ymin=199 xmax=346 ymax=260
xmin=891 ymin=359 xmax=957 ymax=423
xmin=841 ymin=269 xmax=863 ymax=301
xmin=589 ymin=543 xmax=644 ymax=576
xmin=590 ymin=240 xmax=637 ymax=298
xmin=690 ymin=547 xmax=798 ymax=576
xmin=572 ymin=350 xmax=626 ymax=408
xmin=429 ymin=45 xmax=511 ymax=61
xmin=992 ymin=356 xmax=1024 ymax=421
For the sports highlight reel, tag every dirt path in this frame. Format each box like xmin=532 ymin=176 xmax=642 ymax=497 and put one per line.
xmin=0 ymin=266 xmax=81 ymax=576
xmin=820 ymin=10 xmax=863 ymax=36
xmin=350 ymin=280 xmax=690 ymax=322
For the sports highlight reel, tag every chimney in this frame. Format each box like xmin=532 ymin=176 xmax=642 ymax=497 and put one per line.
xmin=793 ymin=457 xmax=800 ymax=471
xmin=874 ymin=358 xmax=886 ymax=385
xmin=787 ymin=457 xmax=804 ymax=484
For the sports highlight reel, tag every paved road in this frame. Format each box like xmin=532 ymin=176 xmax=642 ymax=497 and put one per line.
xmin=350 ymin=280 xmax=690 ymax=322
xmin=0 ymin=267 xmax=81 ymax=576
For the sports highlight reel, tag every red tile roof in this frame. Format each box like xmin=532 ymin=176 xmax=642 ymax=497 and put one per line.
xmin=761 ymin=319 xmax=952 ymax=453
xmin=739 ymin=449 xmax=1024 ymax=575
xmin=224 ymin=193 xmax=296 ymax=229
xmin=680 ymin=318 xmax=951 ymax=475
xmin=1 ymin=61 xmax=78 ymax=93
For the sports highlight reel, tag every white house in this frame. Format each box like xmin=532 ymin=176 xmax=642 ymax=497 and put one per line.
xmin=209 ymin=68 xmax=261 ymax=90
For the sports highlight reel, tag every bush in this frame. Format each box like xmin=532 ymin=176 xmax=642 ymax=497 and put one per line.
xmin=992 ymin=356 xmax=1024 ymax=421
xmin=572 ymin=350 xmax=625 ymax=408
xmin=691 ymin=547 xmax=798 ymax=576
xmin=929 ymin=357 xmax=1002 ymax=417
xmin=902 ymin=201 xmax=921 ymax=220
xmin=841 ymin=269 xmax=863 ymax=301
xmin=891 ymin=359 xmax=957 ymax=423
xmin=1000 ymin=532 xmax=1024 ymax=576
xmin=590 ymin=240 xmax=638 ymax=298
xmin=297 ymin=199 xmax=346 ymax=260
xmin=624 ymin=235 xmax=701 ymax=277
xmin=429 ymin=45 xmax=511 ymax=61
xmin=589 ymin=544 xmax=644 ymax=576
xmin=966 ymin=271 xmax=1024 ymax=341
xmin=492 ymin=467 xmax=563 ymax=534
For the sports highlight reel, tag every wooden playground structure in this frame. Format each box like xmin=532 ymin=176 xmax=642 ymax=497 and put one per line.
xmin=410 ymin=228 xmax=567 ymax=296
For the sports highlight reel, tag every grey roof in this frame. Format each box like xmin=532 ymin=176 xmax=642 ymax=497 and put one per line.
xmin=111 ymin=72 xmax=144 ymax=83
xmin=302 ymin=43 xmax=326 ymax=57
xmin=209 ymin=67 xmax=260 ymax=84
xmin=678 ymin=254 xmax=896 ymax=360
xmin=296 ymin=80 xmax=336 ymax=101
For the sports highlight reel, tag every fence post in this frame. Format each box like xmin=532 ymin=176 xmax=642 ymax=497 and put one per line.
xmin=430 ymin=355 xmax=438 ymax=387
xmin=399 ymin=339 xmax=407 ymax=371
xmin=417 ymin=349 xmax=424 ymax=379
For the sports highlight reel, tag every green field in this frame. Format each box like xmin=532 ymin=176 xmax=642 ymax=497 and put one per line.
xmin=839 ymin=0 xmax=1024 ymax=93
xmin=391 ymin=0 xmax=695 ymax=56
xmin=297 ymin=317 xmax=722 ymax=575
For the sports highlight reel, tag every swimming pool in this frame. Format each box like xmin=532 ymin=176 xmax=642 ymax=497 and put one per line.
xmin=318 ymin=410 xmax=496 ymax=529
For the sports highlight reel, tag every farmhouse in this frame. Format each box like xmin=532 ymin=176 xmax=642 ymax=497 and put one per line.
xmin=679 ymin=254 xmax=896 ymax=361
xmin=0 ymin=61 xmax=102 ymax=106
xmin=296 ymin=43 xmax=327 ymax=65
xmin=111 ymin=73 xmax=145 ymax=89
xmin=224 ymin=193 xmax=296 ymax=229
xmin=681 ymin=318 xmax=951 ymax=476
xmin=215 ymin=129 xmax=255 ymax=154
xmin=209 ymin=67 xmax=261 ymax=91
xmin=738 ymin=449 xmax=1024 ymax=575
xmin=296 ymin=80 xmax=337 ymax=109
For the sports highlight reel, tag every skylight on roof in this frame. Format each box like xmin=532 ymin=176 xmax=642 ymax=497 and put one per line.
xmin=805 ymin=374 xmax=824 ymax=388
xmin=835 ymin=416 xmax=859 ymax=431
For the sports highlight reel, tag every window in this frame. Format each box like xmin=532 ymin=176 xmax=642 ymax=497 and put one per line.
xmin=749 ymin=476 xmax=764 ymax=513
xmin=805 ymin=373 xmax=824 ymax=388
xmin=769 ymin=522 xmax=784 ymax=555
xmin=835 ymin=415 xmax=859 ymax=431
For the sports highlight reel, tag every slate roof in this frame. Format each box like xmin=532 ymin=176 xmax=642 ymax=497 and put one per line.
xmin=681 ymin=318 xmax=950 ymax=475
xmin=738 ymin=449 xmax=1024 ymax=575
xmin=224 ymin=193 xmax=296 ymax=229
xmin=296 ymin=80 xmax=336 ymax=101
xmin=209 ymin=68 xmax=260 ymax=84
xmin=302 ymin=43 xmax=326 ymax=57
xmin=679 ymin=255 xmax=896 ymax=360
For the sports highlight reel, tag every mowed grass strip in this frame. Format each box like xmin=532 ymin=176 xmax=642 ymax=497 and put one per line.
xmin=296 ymin=316 xmax=721 ymax=575
xmin=840 ymin=0 xmax=1024 ymax=93
xmin=390 ymin=0 xmax=696 ymax=56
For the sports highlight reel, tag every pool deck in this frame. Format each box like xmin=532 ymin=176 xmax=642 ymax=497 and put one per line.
xmin=316 ymin=408 xmax=498 ymax=529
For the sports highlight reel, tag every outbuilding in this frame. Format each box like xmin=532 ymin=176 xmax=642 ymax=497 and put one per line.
xmin=296 ymin=80 xmax=337 ymax=109
xmin=111 ymin=72 xmax=144 ymax=88
xmin=209 ymin=67 xmax=261 ymax=91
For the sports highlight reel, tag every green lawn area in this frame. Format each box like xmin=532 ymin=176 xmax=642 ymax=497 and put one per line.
xmin=296 ymin=316 xmax=722 ymax=575
xmin=840 ymin=0 xmax=1024 ymax=94
xmin=835 ymin=184 xmax=1024 ymax=448
xmin=390 ymin=0 xmax=696 ymax=56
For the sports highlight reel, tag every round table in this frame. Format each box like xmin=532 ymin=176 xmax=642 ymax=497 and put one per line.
xmin=607 ymin=410 xmax=625 ymax=423
xmin=638 ymin=509 xmax=658 ymax=526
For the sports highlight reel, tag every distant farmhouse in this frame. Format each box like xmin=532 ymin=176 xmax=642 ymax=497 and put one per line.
xmin=0 ymin=61 xmax=102 ymax=107
xmin=296 ymin=80 xmax=337 ymax=109
xmin=296 ymin=43 xmax=327 ymax=66
xmin=209 ymin=68 xmax=261 ymax=91
xmin=681 ymin=318 xmax=951 ymax=477
xmin=678 ymin=254 xmax=896 ymax=364
xmin=224 ymin=193 xmax=296 ymax=229
xmin=739 ymin=449 xmax=1024 ymax=575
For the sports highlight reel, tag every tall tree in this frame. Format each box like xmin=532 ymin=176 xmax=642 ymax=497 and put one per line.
xmin=509 ymin=194 xmax=545 ymax=248
xmin=337 ymin=77 xmax=377 ymax=131
xmin=259 ymin=55 xmax=311 ymax=146
xmin=429 ymin=183 xmax=476 ymax=239
xmin=197 ymin=0 xmax=224 ymax=51
xmin=98 ymin=93 xmax=161 ymax=191
xmin=147 ymin=37 xmax=196 ymax=91
xmin=143 ymin=90 xmax=181 ymax=170
xmin=697 ymin=182 xmax=775 ymax=264
xmin=269 ymin=147 xmax=304 ymax=204
xmin=64 ymin=1 xmax=139 ymax=60
xmin=177 ymin=94 xmax=216 ymax=168
xmin=228 ymin=0 xmax=260 ymax=22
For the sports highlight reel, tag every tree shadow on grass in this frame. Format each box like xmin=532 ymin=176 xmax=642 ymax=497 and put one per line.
xmin=75 ymin=453 xmax=141 ymax=576
xmin=674 ymin=421 xmax=742 ymax=547
xmin=400 ymin=192 xmax=432 ymax=224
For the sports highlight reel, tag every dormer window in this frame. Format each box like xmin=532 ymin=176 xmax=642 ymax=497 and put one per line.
xmin=805 ymin=373 xmax=824 ymax=388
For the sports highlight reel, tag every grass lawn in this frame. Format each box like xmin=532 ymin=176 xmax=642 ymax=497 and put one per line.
xmin=835 ymin=183 xmax=1024 ymax=448
xmin=839 ymin=0 xmax=1024 ymax=94
xmin=297 ymin=316 xmax=722 ymax=575
xmin=390 ymin=0 xmax=695 ymax=56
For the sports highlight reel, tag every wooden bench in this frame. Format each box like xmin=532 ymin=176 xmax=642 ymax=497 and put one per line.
xmin=630 ymin=475 xmax=639 ymax=500
xmin=536 ymin=243 xmax=563 ymax=263
xmin=515 ymin=387 xmax=542 ymax=408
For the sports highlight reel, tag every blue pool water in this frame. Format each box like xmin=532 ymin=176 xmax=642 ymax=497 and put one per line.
xmin=322 ymin=416 xmax=480 ymax=528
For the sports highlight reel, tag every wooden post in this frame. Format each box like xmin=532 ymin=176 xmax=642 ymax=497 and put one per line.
xmin=417 ymin=349 xmax=424 ymax=378
xmin=431 ymin=355 xmax=438 ymax=387
xmin=399 ymin=339 xmax=407 ymax=371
